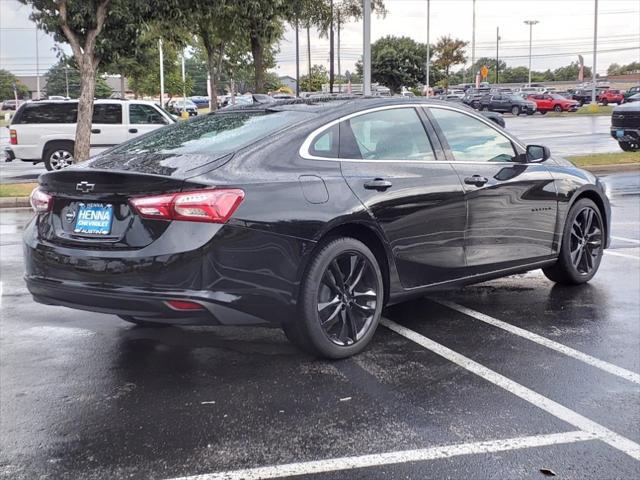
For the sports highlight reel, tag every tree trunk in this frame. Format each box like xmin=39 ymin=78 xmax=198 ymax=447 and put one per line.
xmin=75 ymin=60 xmax=97 ymax=162
xmin=250 ymin=30 xmax=264 ymax=93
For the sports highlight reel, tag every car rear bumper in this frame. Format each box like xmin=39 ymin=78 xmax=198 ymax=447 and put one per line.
xmin=610 ymin=127 xmax=639 ymax=142
xmin=23 ymin=218 xmax=314 ymax=326
xmin=25 ymin=275 xmax=269 ymax=326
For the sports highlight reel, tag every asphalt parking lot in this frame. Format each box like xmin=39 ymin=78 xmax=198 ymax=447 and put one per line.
xmin=0 ymin=114 xmax=621 ymax=184
xmin=0 ymin=171 xmax=638 ymax=480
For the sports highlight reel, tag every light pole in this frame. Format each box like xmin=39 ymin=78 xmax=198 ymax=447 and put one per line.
xmin=35 ymin=26 xmax=40 ymax=99
xmin=524 ymin=20 xmax=539 ymax=87
xmin=363 ymin=0 xmax=371 ymax=96
xmin=496 ymin=27 xmax=500 ymax=85
xmin=426 ymin=0 xmax=430 ymax=95
xmin=471 ymin=0 xmax=476 ymax=73
xmin=591 ymin=0 xmax=599 ymax=104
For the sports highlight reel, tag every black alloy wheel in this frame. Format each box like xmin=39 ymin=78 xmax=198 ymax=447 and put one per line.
xmin=543 ymin=199 xmax=604 ymax=284
xmin=317 ymin=251 xmax=378 ymax=346
xmin=283 ymin=237 xmax=383 ymax=358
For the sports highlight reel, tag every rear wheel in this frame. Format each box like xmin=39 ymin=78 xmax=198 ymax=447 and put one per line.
xmin=511 ymin=106 xmax=520 ymax=116
xmin=553 ymin=105 xmax=563 ymax=113
xmin=602 ymin=99 xmax=608 ymax=106
xmin=543 ymin=199 xmax=604 ymax=285
xmin=619 ymin=141 xmax=639 ymax=152
xmin=43 ymin=142 xmax=74 ymax=171
xmin=540 ymin=110 xmax=548 ymax=115
xmin=118 ymin=315 xmax=170 ymax=327
xmin=283 ymin=237 xmax=383 ymax=359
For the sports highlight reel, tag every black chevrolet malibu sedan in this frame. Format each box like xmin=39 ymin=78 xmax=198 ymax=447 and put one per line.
xmin=24 ymin=98 xmax=610 ymax=358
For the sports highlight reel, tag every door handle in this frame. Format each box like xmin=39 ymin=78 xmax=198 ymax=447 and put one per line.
xmin=464 ymin=175 xmax=489 ymax=187
xmin=91 ymin=128 xmax=101 ymax=134
xmin=128 ymin=128 xmax=138 ymax=133
xmin=364 ymin=178 xmax=393 ymax=191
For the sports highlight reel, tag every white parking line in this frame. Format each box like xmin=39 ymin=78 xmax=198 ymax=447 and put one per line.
xmin=437 ymin=300 xmax=640 ymax=385
xmin=381 ymin=319 xmax=640 ymax=461
xmin=165 ymin=431 xmax=595 ymax=480
xmin=612 ymin=236 xmax=640 ymax=244
xmin=605 ymin=250 xmax=640 ymax=260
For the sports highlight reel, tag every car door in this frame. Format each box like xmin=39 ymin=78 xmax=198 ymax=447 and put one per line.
xmin=426 ymin=106 xmax=558 ymax=273
xmin=127 ymin=103 xmax=171 ymax=140
xmin=492 ymin=94 xmax=506 ymax=112
xmin=90 ymin=103 xmax=127 ymax=155
xmin=337 ymin=106 xmax=467 ymax=288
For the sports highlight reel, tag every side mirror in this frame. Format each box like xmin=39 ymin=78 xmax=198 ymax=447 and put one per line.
xmin=526 ymin=144 xmax=550 ymax=163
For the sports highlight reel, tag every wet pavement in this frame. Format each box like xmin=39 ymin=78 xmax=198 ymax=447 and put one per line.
xmin=0 ymin=114 xmax=623 ymax=184
xmin=0 ymin=173 xmax=639 ymax=479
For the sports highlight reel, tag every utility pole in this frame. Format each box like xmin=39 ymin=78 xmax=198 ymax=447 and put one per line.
xmin=471 ymin=0 xmax=476 ymax=76
xmin=329 ymin=0 xmax=335 ymax=93
xmin=295 ymin=16 xmax=300 ymax=97
xmin=65 ymin=65 xmax=69 ymax=98
xmin=524 ymin=20 xmax=539 ymax=87
xmin=35 ymin=26 xmax=40 ymax=99
xmin=181 ymin=51 xmax=187 ymax=107
xmin=337 ymin=13 xmax=341 ymax=92
xmin=591 ymin=0 xmax=599 ymax=104
xmin=159 ymin=39 xmax=165 ymax=108
xmin=426 ymin=0 xmax=431 ymax=95
xmin=363 ymin=0 xmax=372 ymax=96
xmin=307 ymin=26 xmax=312 ymax=92
xmin=496 ymin=27 xmax=500 ymax=85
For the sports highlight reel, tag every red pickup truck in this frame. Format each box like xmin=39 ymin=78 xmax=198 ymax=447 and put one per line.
xmin=598 ymin=89 xmax=625 ymax=105
xmin=527 ymin=94 xmax=579 ymax=113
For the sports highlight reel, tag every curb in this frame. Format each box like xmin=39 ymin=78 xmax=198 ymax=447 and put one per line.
xmin=582 ymin=163 xmax=640 ymax=174
xmin=0 ymin=196 xmax=30 ymax=208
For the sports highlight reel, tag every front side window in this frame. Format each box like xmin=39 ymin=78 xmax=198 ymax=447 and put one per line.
xmin=129 ymin=104 xmax=167 ymax=125
xmin=430 ymin=108 xmax=517 ymax=163
xmin=92 ymin=104 xmax=122 ymax=124
xmin=340 ymin=108 xmax=435 ymax=161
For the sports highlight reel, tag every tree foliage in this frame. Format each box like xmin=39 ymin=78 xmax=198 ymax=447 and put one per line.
xmin=300 ymin=64 xmax=329 ymax=91
xmin=433 ymin=36 xmax=468 ymax=88
xmin=0 ymin=70 xmax=30 ymax=100
xmin=45 ymin=59 xmax=112 ymax=98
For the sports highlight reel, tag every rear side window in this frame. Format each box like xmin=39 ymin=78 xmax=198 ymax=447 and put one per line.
xmin=430 ymin=108 xmax=517 ymax=163
xmin=92 ymin=104 xmax=122 ymax=124
xmin=110 ymin=110 xmax=311 ymax=156
xmin=340 ymin=108 xmax=435 ymax=161
xmin=129 ymin=104 xmax=167 ymax=125
xmin=15 ymin=103 xmax=78 ymax=124
xmin=309 ymin=124 xmax=339 ymax=158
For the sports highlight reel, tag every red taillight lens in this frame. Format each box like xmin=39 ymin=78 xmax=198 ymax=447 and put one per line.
xmin=165 ymin=300 xmax=205 ymax=311
xmin=129 ymin=189 xmax=244 ymax=223
xmin=29 ymin=187 xmax=52 ymax=213
xmin=9 ymin=129 xmax=17 ymax=145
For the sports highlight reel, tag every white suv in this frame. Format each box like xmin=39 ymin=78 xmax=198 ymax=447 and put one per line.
xmin=6 ymin=99 xmax=175 ymax=170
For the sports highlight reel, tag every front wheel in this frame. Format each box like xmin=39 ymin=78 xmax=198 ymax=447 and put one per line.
xmin=283 ymin=237 xmax=384 ymax=359
xmin=543 ymin=199 xmax=604 ymax=285
xmin=553 ymin=105 xmax=563 ymax=113
xmin=511 ymin=106 xmax=520 ymax=116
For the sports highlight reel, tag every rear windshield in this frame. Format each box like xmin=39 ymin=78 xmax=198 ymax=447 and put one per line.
xmin=109 ymin=110 xmax=311 ymax=156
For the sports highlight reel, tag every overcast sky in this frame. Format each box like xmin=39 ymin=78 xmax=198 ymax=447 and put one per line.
xmin=1 ymin=0 xmax=639 ymax=80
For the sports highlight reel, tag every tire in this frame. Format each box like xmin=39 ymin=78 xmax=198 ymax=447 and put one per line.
xmin=553 ymin=105 xmax=563 ymax=113
xmin=540 ymin=110 xmax=548 ymax=115
xmin=543 ymin=198 xmax=604 ymax=285
xmin=526 ymin=111 xmax=534 ymax=115
xmin=481 ymin=105 xmax=489 ymax=111
xmin=619 ymin=141 xmax=639 ymax=152
xmin=43 ymin=142 xmax=74 ymax=171
xmin=511 ymin=106 xmax=520 ymax=116
xmin=118 ymin=315 xmax=170 ymax=327
xmin=283 ymin=237 xmax=384 ymax=359
xmin=602 ymin=99 xmax=608 ymax=106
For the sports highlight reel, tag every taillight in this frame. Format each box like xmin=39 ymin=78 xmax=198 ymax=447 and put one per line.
xmin=29 ymin=187 xmax=52 ymax=213
xmin=165 ymin=300 xmax=205 ymax=311
xmin=130 ymin=189 xmax=244 ymax=223
xmin=9 ymin=129 xmax=17 ymax=145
